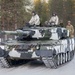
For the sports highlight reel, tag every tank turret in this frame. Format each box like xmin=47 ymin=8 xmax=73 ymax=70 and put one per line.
xmin=0 ymin=26 xmax=69 ymax=40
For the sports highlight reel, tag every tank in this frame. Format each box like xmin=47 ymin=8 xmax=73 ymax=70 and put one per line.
xmin=0 ymin=26 xmax=74 ymax=68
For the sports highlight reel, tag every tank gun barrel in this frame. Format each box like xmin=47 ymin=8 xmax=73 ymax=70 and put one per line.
xmin=0 ymin=30 xmax=30 ymax=36
xmin=0 ymin=31 xmax=17 ymax=35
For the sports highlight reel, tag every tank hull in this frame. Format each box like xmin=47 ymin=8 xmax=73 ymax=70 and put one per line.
xmin=0 ymin=38 xmax=74 ymax=68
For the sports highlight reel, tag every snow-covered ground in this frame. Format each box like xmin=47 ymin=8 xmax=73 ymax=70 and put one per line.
xmin=0 ymin=56 xmax=75 ymax=75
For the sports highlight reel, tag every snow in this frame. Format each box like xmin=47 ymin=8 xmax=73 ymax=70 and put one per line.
xmin=0 ymin=56 xmax=75 ymax=75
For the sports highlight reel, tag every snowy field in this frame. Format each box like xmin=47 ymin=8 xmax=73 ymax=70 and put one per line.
xmin=0 ymin=56 xmax=75 ymax=75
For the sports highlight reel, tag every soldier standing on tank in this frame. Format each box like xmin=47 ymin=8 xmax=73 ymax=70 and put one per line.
xmin=66 ymin=21 xmax=74 ymax=38
xmin=28 ymin=11 xmax=40 ymax=27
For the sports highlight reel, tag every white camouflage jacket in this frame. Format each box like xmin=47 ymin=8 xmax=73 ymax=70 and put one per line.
xmin=49 ymin=16 xmax=59 ymax=25
xmin=29 ymin=14 xmax=40 ymax=25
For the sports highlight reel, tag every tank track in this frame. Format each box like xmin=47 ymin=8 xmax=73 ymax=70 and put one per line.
xmin=0 ymin=57 xmax=11 ymax=68
xmin=42 ymin=51 xmax=74 ymax=69
xmin=0 ymin=51 xmax=74 ymax=68
xmin=0 ymin=57 xmax=30 ymax=68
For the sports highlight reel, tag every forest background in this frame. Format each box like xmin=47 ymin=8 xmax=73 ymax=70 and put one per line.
xmin=0 ymin=0 xmax=75 ymax=30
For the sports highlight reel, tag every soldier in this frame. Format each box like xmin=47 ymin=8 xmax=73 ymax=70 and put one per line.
xmin=66 ymin=21 xmax=74 ymax=38
xmin=49 ymin=12 xmax=59 ymax=25
xmin=29 ymin=11 xmax=40 ymax=27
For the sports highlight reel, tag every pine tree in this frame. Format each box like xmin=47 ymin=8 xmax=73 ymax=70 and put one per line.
xmin=50 ymin=0 xmax=63 ymax=19
xmin=41 ymin=1 xmax=49 ymax=24
xmin=34 ymin=0 xmax=42 ymax=21
xmin=1 ymin=0 xmax=31 ymax=30
xmin=49 ymin=0 xmax=74 ymax=27
xmin=48 ymin=0 xmax=52 ymax=17
xmin=0 ymin=0 xmax=1 ymax=28
xmin=34 ymin=0 xmax=50 ymax=25
xmin=62 ymin=0 xmax=73 ymax=24
xmin=71 ymin=0 xmax=75 ymax=25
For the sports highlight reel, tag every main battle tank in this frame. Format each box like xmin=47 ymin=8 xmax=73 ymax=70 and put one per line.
xmin=0 ymin=25 xmax=74 ymax=68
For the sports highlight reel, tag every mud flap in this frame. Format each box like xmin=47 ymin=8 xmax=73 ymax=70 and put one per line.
xmin=35 ymin=50 xmax=57 ymax=68
xmin=42 ymin=57 xmax=57 ymax=69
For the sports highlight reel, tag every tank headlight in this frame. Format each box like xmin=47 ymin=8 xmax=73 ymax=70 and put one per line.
xmin=36 ymin=45 xmax=40 ymax=50
xmin=36 ymin=46 xmax=39 ymax=50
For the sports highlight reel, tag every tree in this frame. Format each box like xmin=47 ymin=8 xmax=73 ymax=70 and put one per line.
xmin=71 ymin=0 xmax=75 ymax=25
xmin=0 ymin=0 xmax=1 ymax=27
xmin=49 ymin=0 xmax=75 ymax=27
xmin=62 ymin=0 xmax=73 ymax=25
xmin=41 ymin=1 xmax=49 ymax=24
xmin=48 ymin=0 xmax=52 ymax=17
xmin=50 ymin=0 xmax=63 ymax=19
xmin=34 ymin=0 xmax=50 ymax=25
xmin=1 ymin=0 xmax=31 ymax=30
xmin=34 ymin=0 xmax=42 ymax=22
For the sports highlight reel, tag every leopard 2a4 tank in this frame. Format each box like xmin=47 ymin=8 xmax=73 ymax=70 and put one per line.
xmin=0 ymin=26 xmax=74 ymax=68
